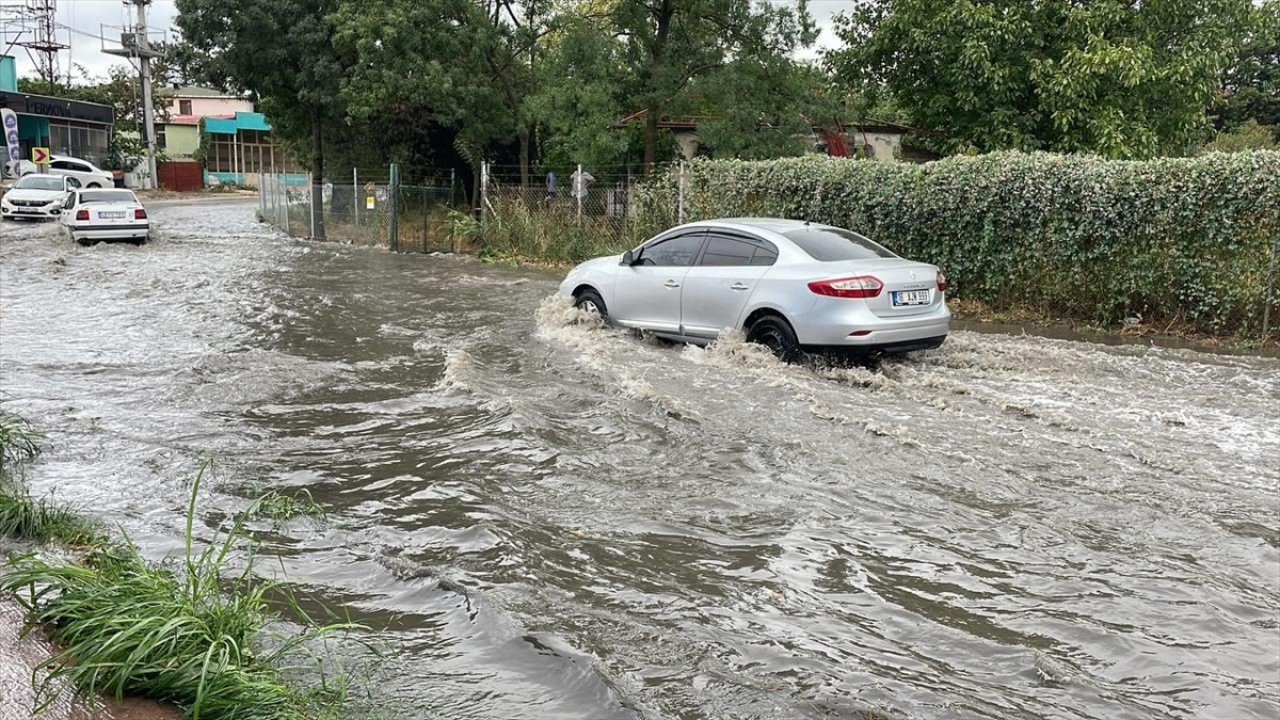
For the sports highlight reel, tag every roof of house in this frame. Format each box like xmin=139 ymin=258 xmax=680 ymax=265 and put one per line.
xmin=170 ymin=85 xmax=241 ymax=98
xmin=612 ymin=108 xmax=936 ymax=136
xmin=166 ymin=113 xmax=230 ymax=126
xmin=163 ymin=111 xmax=272 ymax=133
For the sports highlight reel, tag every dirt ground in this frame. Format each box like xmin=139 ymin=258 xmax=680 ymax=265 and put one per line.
xmin=0 ymin=600 xmax=177 ymax=720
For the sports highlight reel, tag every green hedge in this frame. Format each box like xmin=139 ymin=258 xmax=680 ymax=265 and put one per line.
xmin=634 ymin=151 xmax=1280 ymax=337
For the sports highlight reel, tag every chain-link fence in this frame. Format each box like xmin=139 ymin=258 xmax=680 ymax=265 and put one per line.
xmin=477 ymin=162 xmax=683 ymax=262
xmin=259 ymin=161 xmax=686 ymax=259
xmin=259 ymin=166 xmax=462 ymax=251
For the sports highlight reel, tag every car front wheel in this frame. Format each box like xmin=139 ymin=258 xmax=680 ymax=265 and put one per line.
xmin=573 ymin=289 xmax=608 ymax=322
xmin=746 ymin=315 xmax=804 ymax=364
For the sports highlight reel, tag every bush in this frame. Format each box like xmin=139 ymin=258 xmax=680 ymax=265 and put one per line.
xmin=635 ymin=151 xmax=1280 ymax=336
xmin=1201 ymin=121 xmax=1278 ymax=154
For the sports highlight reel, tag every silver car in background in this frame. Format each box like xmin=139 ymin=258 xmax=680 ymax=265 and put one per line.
xmin=558 ymin=218 xmax=950 ymax=361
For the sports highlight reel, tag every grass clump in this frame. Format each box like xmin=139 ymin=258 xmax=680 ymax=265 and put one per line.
xmin=0 ymin=410 xmax=42 ymax=474
xmin=0 ymin=410 xmax=103 ymax=546
xmin=0 ymin=484 xmax=104 ymax=547
xmin=3 ymin=468 xmax=361 ymax=719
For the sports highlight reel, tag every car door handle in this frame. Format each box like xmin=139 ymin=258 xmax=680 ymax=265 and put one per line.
xmin=730 ymin=283 xmax=750 ymax=291
xmin=664 ymin=280 xmax=681 ymax=288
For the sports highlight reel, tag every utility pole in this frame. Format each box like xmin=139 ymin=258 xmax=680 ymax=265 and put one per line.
xmin=134 ymin=0 xmax=158 ymax=190
xmin=105 ymin=0 xmax=163 ymax=189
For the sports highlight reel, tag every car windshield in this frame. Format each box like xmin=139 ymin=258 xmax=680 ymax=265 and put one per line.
xmin=784 ymin=226 xmax=898 ymax=261
xmin=14 ymin=175 xmax=64 ymax=191
xmin=80 ymin=190 xmax=136 ymax=204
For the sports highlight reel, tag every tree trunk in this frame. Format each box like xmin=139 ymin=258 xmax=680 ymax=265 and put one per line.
xmin=519 ymin=125 xmax=530 ymax=188
xmin=310 ymin=104 xmax=326 ymax=241
xmin=643 ymin=105 xmax=660 ymax=172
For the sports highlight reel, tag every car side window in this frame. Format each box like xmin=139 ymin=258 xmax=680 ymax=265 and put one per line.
xmin=698 ymin=235 xmax=757 ymax=266
xmin=50 ymin=161 xmax=72 ymax=171
xmin=637 ymin=233 xmax=705 ymax=267
xmin=749 ymin=245 xmax=778 ymax=266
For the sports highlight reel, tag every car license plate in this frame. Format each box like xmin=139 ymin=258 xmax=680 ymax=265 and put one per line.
xmin=99 ymin=211 xmax=126 ymax=219
xmin=892 ymin=290 xmax=931 ymax=306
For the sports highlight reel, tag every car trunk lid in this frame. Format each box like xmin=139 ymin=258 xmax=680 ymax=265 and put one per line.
xmin=816 ymin=259 xmax=941 ymax=318
xmin=85 ymin=202 xmax=143 ymax=225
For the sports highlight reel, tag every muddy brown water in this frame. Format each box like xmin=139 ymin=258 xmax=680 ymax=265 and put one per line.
xmin=1 ymin=202 xmax=1277 ymax=720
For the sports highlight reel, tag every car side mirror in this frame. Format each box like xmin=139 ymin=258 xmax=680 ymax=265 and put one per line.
xmin=620 ymin=250 xmax=634 ymax=266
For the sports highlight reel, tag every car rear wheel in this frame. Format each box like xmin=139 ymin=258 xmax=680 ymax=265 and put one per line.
xmin=746 ymin=315 xmax=804 ymax=364
xmin=573 ymin=289 xmax=608 ymax=321
xmin=85 ymin=183 xmax=101 ymax=189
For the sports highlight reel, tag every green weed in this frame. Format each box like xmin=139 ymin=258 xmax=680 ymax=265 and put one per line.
xmin=0 ymin=410 xmax=42 ymax=475
xmin=2 ymin=468 xmax=364 ymax=719
xmin=0 ymin=481 xmax=104 ymax=547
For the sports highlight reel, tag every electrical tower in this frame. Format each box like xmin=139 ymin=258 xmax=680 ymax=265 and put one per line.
xmin=0 ymin=0 xmax=70 ymax=86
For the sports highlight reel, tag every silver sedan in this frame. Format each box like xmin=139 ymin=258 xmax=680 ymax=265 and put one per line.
xmin=558 ymin=218 xmax=950 ymax=361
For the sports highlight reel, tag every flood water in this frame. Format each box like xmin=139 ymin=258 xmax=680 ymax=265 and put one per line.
xmin=2 ymin=201 xmax=1277 ymax=720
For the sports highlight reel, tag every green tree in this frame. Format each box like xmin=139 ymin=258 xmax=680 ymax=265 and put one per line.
xmin=612 ymin=0 xmax=816 ymax=169
xmin=1214 ymin=0 xmax=1279 ymax=138
xmin=526 ymin=12 xmax=631 ymax=168
xmin=176 ymin=0 xmax=344 ymax=239
xmin=152 ymin=39 xmax=209 ymax=89
xmin=830 ymin=0 xmax=1254 ymax=158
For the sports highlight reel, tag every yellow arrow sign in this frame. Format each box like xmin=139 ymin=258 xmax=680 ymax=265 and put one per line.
xmin=31 ymin=147 xmax=50 ymax=164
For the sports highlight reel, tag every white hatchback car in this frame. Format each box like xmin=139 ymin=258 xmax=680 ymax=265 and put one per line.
xmin=1 ymin=174 xmax=81 ymax=220
xmin=559 ymin=218 xmax=950 ymax=360
xmin=60 ymin=188 xmax=150 ymax=245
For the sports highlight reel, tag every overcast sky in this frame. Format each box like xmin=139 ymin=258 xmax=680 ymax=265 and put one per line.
xmin=7 ymin=0 xmax=843 ymax=83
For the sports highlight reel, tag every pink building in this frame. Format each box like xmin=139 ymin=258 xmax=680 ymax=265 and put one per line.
xmin=166 ymin=86 xmax=254 ymax=118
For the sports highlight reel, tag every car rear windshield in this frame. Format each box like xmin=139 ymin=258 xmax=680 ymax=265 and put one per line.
xmin=783 ymin=227 xmax=898 ymax=261
xmin=14 ymin=176 xmax=64 ymax=191
xmin=81 ymin=191 xmax=136 ymax=204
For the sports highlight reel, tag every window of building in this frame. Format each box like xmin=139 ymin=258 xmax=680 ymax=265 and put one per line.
xmin=155 ymin=126 xmax=166 ymax=149
xmin=179 ymin=99 xmax=192 ymax=115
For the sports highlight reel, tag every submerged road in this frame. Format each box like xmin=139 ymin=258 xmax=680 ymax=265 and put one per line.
xmin=1 ymin=201 xmax=1277 ymax=719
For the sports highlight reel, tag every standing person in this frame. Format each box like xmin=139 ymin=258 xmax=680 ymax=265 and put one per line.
xmin=545 ymin=170 xmax=557 ymax=207
xmin=570 ymin=167 xmax=595 ymax=202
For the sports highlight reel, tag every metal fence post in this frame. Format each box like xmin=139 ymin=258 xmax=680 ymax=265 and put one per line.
xmin=450 ymin=168 xmax=456 ymax=206
xmin=576 ymin=163 xmax=584 ymax=221
xmin=307 ymin=171 xmax=315 ymax=238
xmin=353 ymin=167 xmax=359 ymax=228
xmin=421 ymin=186 xmax=428 ymax=253
xmin=389 ymin=162 xmax=400 ymax=252
xmin=480 ymin=160 xmax=489 ymax=221
xmin=283 ymin=174 xmax=290 ymax=236
xmin=677 ymin=161 xmax=686 ymax=224
xmin=1263 ymin=234 xmax=1278 ymax=341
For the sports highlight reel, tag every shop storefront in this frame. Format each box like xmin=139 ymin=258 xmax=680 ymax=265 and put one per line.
xmin=1 ymin=56 xmax=114 ymax=168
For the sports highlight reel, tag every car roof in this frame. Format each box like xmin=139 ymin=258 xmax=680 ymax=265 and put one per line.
xmin=685 ymin=217 xmax=825 ymax=234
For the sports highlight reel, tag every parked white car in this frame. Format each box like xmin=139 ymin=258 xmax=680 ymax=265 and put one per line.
xmin=60 ymin=188 xmax=150 ymax=245
xmin=7 ymin=155 xmax=114 ymax=188
xmin=559 ymin=218 xmax=950 ymax=361
xmin=0 ymin=174 xmax=81 ymax=220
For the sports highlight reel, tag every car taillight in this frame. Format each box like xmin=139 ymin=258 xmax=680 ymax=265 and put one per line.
xmin=134 ymin=208 xmax=147 ymax=219
xmin=808 ymin=276 xmax=883 ymax=299
xmin=75 ymin=209 xmax=88 ymax=221
xmin=937 ymin=271 xmax=947 ymax=293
